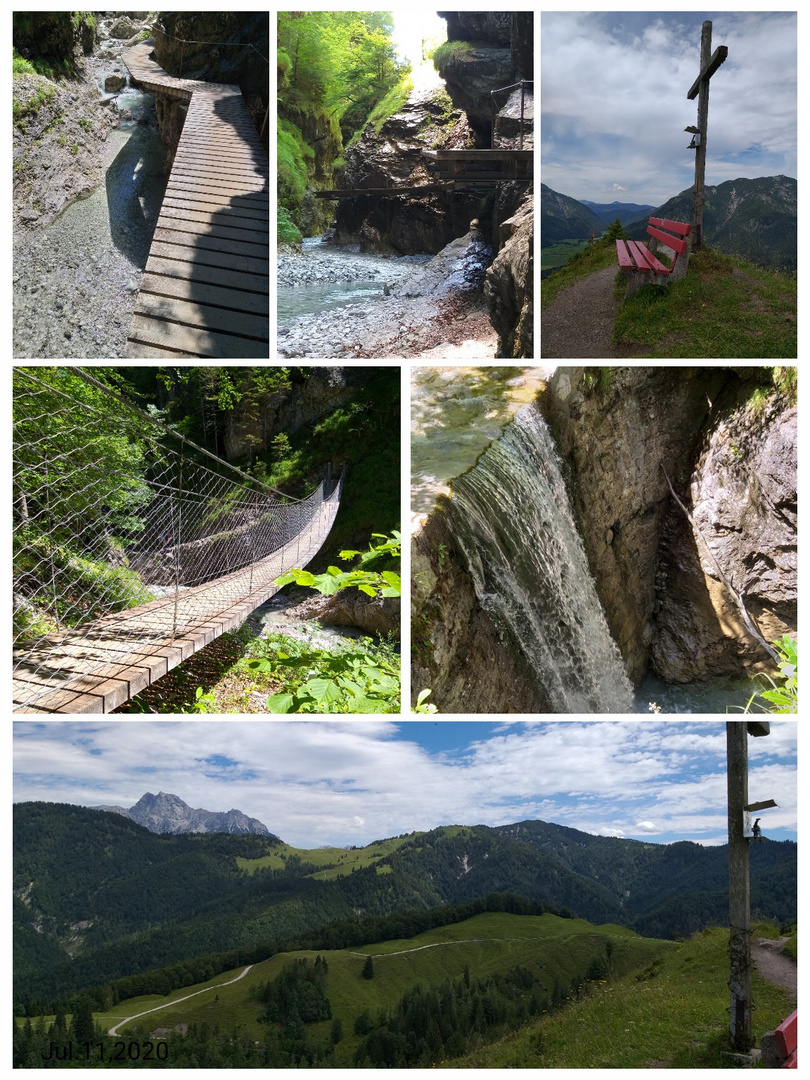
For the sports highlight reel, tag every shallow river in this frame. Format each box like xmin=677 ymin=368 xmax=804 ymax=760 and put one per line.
xmin=13 ymin=98 xmax=167 ymax=358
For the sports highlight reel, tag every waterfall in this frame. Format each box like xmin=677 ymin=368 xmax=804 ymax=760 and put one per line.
xmin=448 ymin=404 xmax=634 ymax=713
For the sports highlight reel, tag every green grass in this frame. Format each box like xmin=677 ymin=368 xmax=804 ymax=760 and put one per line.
xmin=88 ymin=913 xmax=669 ymax=1066
xmin=542 ymin=242 xmax=797 ymax=359
xmin=236 ymin=834 xmax=414 ymax=877
xmin=541 ymin=238 xmax=594 ymax=272
xmin=450 ymin=925 xmax=795 ymax=1068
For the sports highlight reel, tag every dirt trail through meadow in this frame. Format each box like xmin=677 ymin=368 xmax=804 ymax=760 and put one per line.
xmin=541 ymin=267 xmax=645 ymax=359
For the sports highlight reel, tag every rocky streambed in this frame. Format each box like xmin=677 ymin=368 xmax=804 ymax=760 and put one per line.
xmin=277 ymin=229 xmax=499 ymax=359
xmin=13 ymin=14 xmax=167 ymax=358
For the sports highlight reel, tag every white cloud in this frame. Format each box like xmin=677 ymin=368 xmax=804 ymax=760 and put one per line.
xmin=13 ymin=721 xmax=797 ymax=849
xmin=541 ymin=11 xmax=797 ymax=204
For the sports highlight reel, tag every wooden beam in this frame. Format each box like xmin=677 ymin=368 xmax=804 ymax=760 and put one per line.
xmin=687 ymin=45 xmax=729 ymax=99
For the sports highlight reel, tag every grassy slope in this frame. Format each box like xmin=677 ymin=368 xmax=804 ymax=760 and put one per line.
xmin=91 ymin=913 xmax=669 ymax=1065
xmin=452 ymin=925 xmax=795 ymax=1069
xmin=236 ymin=835 xmax=412 ymax=879
xmin=542 ymin=243 xmax=797 ymax=359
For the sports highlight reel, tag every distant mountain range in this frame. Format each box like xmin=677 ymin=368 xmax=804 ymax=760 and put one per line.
xmin=93 ymin=791 xmax=272 ymax=836
xmin=13 ymin=803 xmax=796 ymax=1006
xmin=580 ymin=198 xmax=655 ymax=225
xmin=542 ymin=176 xmax=797 ymax=272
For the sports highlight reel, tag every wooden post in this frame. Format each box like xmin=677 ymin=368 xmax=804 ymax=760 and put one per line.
xmin=726 ymin=721 xmax=752 ymax=1052
xmin=687 ymin=21 xmax=728 ymax=250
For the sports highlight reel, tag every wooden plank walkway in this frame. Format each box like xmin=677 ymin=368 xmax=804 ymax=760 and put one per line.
xmin=13 ymin=503 xmax=336 ymax=714
xmin=122 ymin=43 xmax=268 ymax=358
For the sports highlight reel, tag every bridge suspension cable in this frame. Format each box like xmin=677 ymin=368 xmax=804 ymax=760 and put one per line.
xmin=13 ymin=368 xmax=342 ymax=713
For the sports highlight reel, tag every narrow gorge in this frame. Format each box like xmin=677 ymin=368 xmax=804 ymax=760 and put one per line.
xmin=412 ymin=367 xmax=797 ymax=713
xmin=277 ymin=11 xmax=533 ymax=359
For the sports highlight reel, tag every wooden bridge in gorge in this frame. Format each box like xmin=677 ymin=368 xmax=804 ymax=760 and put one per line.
xmin=122 ymin=43 xmax=268 ymax=358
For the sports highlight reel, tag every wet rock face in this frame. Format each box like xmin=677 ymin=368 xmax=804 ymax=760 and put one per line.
xmin=651 ymin=394 xmax=797 ymax=681
xmin=334 ymin=87 xmax=481 ymax=254
xmin=412 ymin=508 xmax=551 ymax=713
xmin=484 ymin=193 xmax=533 ymax=357
xmin=543 ymin=367 xmax=726 ymax=684
xmin=543 ymin=368 xmax=797 ymax=685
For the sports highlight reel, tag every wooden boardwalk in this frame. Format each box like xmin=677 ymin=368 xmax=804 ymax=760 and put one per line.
xmin=13 ymin=505 xmax=335 ymax=714
xmin=122 ymin=43 xmax=268 ymax=358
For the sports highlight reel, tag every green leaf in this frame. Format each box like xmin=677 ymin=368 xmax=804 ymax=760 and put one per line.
xmin=267 ymin=693 xmax=297 ymax=713
xmin=301 ymin=678 xmax=344 ymax=705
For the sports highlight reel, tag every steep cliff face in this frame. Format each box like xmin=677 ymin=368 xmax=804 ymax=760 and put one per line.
xmin=651 ymin=389 xmax=797 ymax=681
xmin=543 ymin=368 xmax=796 ymax=685
xmin=484 ymin=193 xmax=533 ymax=357
xmin=435 ymin=12 xmax=532 ymax=143
xmin=333 ymin=86 xmax=480 ymax=254
xmin=222 ymin=367 xmax=366 ymax=460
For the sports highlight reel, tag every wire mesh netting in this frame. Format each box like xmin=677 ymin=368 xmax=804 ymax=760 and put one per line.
xmin=13 ymin=368 xmax=342 ymax=713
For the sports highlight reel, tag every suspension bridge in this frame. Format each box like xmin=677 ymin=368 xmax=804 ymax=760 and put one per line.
xmin=13 ymin=369 xmax=341 ymax=713
xmin=121 ymin=42 xmax=269 ymax=358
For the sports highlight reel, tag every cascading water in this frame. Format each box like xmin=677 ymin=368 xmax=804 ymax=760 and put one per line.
xmin=448 ymin=404 xmax=635 ymax=713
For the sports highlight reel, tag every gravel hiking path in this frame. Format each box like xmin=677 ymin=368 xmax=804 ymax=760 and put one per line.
xmin=752 ymin=937 xmax=797 ymax=1002
xmin=541 ymin=266 xmax=645 ymax=359
xmin=107 ymin=964 xmax=253 ymax=1037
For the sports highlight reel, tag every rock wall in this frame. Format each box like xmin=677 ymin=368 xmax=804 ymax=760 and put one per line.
xmin=223 ymin=367 xmax=369 ymax=461
xmin=333 ymin=87 xmax=480 ymax=254
xmin=542 ymin=367 xmax=796 ymax=684
xmin=484 ymin=193 xmax=533 ymax=357
xmin=152 ymin=12 xmax=269 ymax=150
xmin=651 ymin=387 xmax=797 ymax=681
xmin=436 ymin=12 xmax=532 ymax=143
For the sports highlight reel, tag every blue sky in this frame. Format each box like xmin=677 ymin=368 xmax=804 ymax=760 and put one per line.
xmin=541 ymin=10 xmax=797 ymax=206
xmin=13 ymin=721 xmax=796 ymax=849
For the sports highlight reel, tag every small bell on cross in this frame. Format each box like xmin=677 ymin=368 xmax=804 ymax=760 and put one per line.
xmin=685 ymin=125 xmax=701 ymax=149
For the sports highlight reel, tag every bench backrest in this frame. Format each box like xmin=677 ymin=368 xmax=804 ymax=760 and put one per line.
xmin=775 ymin=1010 xmax=798 ymax=1062
xmin=647 ymin=217 xmax=691 ymax=257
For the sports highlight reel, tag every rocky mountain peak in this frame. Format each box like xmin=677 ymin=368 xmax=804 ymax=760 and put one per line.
xmin=98 ymin=791 xmax=272 ymax=836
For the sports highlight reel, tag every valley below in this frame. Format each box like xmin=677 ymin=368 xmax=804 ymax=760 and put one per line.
xmin=13 ymin=802 xmax=797 ymax=1068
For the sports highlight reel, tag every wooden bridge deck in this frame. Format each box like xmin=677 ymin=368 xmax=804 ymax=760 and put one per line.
xmin=13 ymin=506 xmax=335 ymax=714
xmin=122 ymin=43 xmax=268 ymax=358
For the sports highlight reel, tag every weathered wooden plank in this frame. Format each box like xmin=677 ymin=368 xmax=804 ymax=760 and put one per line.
xmin=134 ymin=292 xmax=268 ymax=339
xmin=152 ymin=226 xmax=267 ymax=261
xmin=129 ymin=313 xmax=268 ymax=358
xmin=139 ymin=271 xmax=269 ymax=315
xmin=161 ymin=194 xmax=270 ymax=222
xmin=159 ymin=204 xmax=270 ymax=236
xmin=145 ymin=253 xmax=268 ymax=295
xmin=148 ymin=239 xmax=268 ymax=276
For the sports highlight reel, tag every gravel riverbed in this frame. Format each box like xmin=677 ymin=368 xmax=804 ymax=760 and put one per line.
xmin=13 ymin=125 xmax=167 ymax=358
xmin=277 ymin=230 xmax=498 ymax=359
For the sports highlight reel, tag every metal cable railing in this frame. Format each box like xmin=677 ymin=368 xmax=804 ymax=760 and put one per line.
xmin=13 ymin=368 xmax=342 ymax=712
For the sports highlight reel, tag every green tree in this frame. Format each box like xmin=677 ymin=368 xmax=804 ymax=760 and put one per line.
xmin=362 ymin=955 xmax=375 ymax=979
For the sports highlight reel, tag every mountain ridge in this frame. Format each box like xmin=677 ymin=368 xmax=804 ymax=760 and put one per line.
xmin=13 ymin=803 xmax=796 ymax=1006
xmin=91 ymin=790 xmax=273 ymax=836
xmin=542 ymin=175 xmax=796 ymax=271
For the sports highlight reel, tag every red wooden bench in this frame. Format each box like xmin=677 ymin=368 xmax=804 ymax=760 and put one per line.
xmin=761 ymin=1010 xmax=797 ymax=1068
xmin=616 ymin=217 xmax=691 ymax=295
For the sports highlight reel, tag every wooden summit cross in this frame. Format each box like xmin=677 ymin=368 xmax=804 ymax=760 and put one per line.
xmin=687 ymin=20 xmax=728 ymax=250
